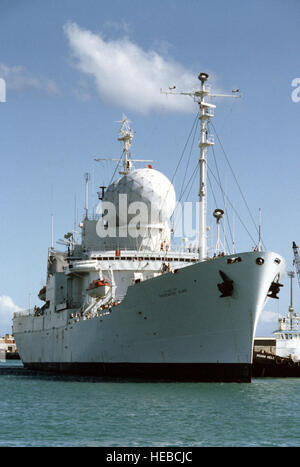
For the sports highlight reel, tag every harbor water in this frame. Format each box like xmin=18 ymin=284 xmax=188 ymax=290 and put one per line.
xmin=0 ymin=361 xmax=299 ymax=447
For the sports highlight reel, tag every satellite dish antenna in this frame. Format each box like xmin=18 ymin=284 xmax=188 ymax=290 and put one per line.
xmin=213 ymin=209 xmax=224 ymax=256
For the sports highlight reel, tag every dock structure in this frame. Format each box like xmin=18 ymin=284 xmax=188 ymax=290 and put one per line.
xmin=253 ymin=338 xmax=276 ymax=355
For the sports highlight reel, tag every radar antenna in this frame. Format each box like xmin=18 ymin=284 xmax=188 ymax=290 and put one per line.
xmin=94 ymin=115 xmax=155 ymax=175
xmin=162 ymin=73 xmax=241 ymax=261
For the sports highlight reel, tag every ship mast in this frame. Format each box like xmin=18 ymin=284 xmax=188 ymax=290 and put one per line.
xmin=117 ymin=116 xmax=134 ymax=175
xmin=94 ymin=115 xmax=154 ymax=175
xmin=198 ymin=73 xmax=214 ymax=261
xmin=288 ymin=271 xmax=295 ymax=330
xmin=162 ymin=73 xmax=240 ymax=261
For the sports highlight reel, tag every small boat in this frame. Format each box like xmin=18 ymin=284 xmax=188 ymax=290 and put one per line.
xmin=86 ymin=280 xmax=111 ymax=298
xmin=38 ymin=286 xmax=46 ymax=301
xmin=253 ymin=243 xmax=300 ymax=378
xmin=252 ymin=349 xmax=300 ymax=377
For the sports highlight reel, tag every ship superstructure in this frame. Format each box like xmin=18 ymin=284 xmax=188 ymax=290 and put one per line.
xmin=13 ymin=73 xmax=286 ymax=382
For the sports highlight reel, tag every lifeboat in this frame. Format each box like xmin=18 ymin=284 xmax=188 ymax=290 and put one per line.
xmin=86 ymin=279 xmax=111 ymax=298
xmin=38 ymin=286 xmax=46 ymax=301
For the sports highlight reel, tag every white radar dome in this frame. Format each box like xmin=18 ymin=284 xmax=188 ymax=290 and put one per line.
xmin=102 ymin=167 xmax=176 ymax=227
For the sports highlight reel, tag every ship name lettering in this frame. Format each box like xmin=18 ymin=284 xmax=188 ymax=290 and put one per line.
xmin=159 ymin=287 xmax=187 ymax=298
xmin=159 ymin=288 xmax=177 ymax=298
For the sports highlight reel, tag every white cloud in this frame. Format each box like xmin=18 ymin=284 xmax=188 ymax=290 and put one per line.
xmin=0 ymin=63 xmax=60 ymax=96
xmin=0 ymin=296 xmax=21 ymax=335
xmin=64 ymin=22 xmax=199 ymax=114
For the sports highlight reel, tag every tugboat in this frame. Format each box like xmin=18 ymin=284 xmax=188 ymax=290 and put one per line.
xmin=253 ymin=243 xmax=300 ymax=377
xmin=273 ymin=269 xmax=300 ymax=362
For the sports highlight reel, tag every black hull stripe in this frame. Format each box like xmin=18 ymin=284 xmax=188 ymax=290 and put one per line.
xmin=23 ymin=362 xmax=252 ymax=382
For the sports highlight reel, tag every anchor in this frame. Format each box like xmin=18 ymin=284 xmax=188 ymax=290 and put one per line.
xmin=217 ymin=270 xmax=234 ymax=298
xmin=267 ymin=280 xmax=283 ymax=299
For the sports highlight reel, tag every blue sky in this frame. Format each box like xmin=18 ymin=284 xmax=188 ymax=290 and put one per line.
xmin=0 ymin=0 xmax=300 ymax=336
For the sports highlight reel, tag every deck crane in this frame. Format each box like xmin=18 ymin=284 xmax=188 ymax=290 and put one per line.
xmin=292 ymin=241 xmax=300 ymax=288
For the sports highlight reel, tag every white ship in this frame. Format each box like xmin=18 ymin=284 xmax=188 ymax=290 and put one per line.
xmin=13 ymin=73 xmax=286 ymax=382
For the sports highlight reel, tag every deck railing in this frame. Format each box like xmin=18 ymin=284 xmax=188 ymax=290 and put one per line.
xmin=13 ymin=309 xmax=33 ymax=318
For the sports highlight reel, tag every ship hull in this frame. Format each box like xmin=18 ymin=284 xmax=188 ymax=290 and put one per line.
xmin=23 ymin=362 xmax=251 ymax=382
xmin=13 ymin=251 xmax=285 ymax=382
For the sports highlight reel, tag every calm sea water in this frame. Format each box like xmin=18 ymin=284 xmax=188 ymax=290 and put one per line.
xmin=0 ymin=361 xmax=299 ymax=447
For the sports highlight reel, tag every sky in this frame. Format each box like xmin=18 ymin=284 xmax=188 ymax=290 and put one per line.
xmin=0 ymin=0 xmax=300 ymax=337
